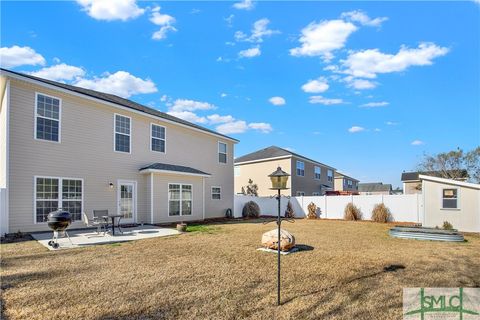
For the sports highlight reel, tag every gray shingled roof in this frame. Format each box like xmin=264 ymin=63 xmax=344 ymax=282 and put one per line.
xmin=401 ymin=170 xmax=468 ymax=181
xmin=139 ymin=163 xmax=210 ymax=176
xmin=234 ymin=146 xmax=335 ymax=169
xmin=358 ymin=182 xmax=392 ymax=193
xmin=1 ymin=68 xmax=238 ymax=142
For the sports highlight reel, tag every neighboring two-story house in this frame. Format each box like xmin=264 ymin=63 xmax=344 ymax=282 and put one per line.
xmin=0 ymin=69 xmax=238 ymax=233
xmin=334 ymin=172 xmax=359 ymax=193
xmin=234 ymin=146 xmax=335 ymax=196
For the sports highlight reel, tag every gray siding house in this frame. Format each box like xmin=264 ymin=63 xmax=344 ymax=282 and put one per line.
xmin=0 ymin=69 xmax=238 ymax=233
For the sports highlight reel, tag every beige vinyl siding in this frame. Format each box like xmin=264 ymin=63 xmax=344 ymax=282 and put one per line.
xmin=404 ymin=181 xmax=422 ymax=194
xmin=0 ymin=77 xmax=8 ymax=188
xmin=7 ymin=78 xmax=234 ymax=232
xmin=234 ymin=157 xmax=291 ymax=196
xmin=151 ymin=174 xmax=203 ymax=223
xmin=290 ymin=157 xmax=333 ymax=196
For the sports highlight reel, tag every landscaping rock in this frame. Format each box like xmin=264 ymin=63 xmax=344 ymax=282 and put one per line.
xmin=261 ymin=229 xmax=296 ymax=251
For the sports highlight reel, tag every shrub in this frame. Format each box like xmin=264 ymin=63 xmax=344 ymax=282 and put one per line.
xmin=285 ymin=201 xmax=295 ymax=218
xmin=371 ymin=203 xmax=391 ymax=223
xmin=344 ymin=203 xmax=361 ymax=221
xmin=443 ymin=221 xmax=454 ymax=230
xmin=242 ymin=201 xmax=260 ymax=218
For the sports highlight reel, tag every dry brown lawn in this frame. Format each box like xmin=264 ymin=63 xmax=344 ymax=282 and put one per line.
xmin=1 ymin=219 xmax=479 ymax=320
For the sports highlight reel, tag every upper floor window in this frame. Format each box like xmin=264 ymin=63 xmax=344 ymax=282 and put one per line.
xmin=347 ymin=180 xmax=353 ymax=187
xmin=212 ymin=187 xmax=221 ymax=200
xmin=35 ymin=93 xmax=60 ymax=142
xmin=151 ymin=124 xmax=166 ymax=153
xmin=442 ymin=189 xmax=458 ymax=209
xmin=114 ymin=114 xmax=131 ymax=153
xmin=314 ymin=166 xmax=321 ymax=180
xmin=296 ymin=161 xmax=305 ymax=176
xmin=327 ymin=170 xmax=333 ymax=182
xmin=218 ymin=142 xmax=227 ymax=163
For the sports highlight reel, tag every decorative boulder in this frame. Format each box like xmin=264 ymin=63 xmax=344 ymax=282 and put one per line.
xmin=307 ymin=202 xmax=317 ymax=219
xmin=261 ymin=229 xmax=296 ymax=251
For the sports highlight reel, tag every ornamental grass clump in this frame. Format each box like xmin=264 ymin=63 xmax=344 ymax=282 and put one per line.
xmin=371 ymin=203 xmax=391 ymax=223
xmin=344 ymin=203 xmax=361 ymax=221
xmin=242 ymin=201 xmax=260 ymax=218
xmin=443 ymin=221 xmax=454 ymax=230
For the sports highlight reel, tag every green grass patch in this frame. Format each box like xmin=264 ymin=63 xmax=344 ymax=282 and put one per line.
xmin=186 ymin=225 xmax=220 ymax=234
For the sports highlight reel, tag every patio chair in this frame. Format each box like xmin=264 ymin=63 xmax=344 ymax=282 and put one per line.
xmin=83 ymin=212 xmax=108 ymax=236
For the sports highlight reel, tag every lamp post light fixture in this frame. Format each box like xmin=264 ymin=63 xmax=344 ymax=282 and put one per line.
xmin=268 ymin=166 xmax=290 ymax=306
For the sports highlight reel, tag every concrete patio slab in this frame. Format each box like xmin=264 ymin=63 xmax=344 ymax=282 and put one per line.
xmin=32 ymin=225 xmax=179 ymax=250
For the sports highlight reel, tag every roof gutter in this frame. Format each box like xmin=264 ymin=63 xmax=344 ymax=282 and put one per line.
xmin=1 ymin=70 xmax=239 ymax=144
xmin=139 ymin=168 xmax=211 ymax=178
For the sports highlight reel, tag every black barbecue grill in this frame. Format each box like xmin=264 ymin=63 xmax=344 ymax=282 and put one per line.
xmin=47 ymin=209 xmax=73 ymax=249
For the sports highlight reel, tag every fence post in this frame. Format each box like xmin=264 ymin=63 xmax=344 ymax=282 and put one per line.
xmin=324 ymin=195 xmax=327 ymax=219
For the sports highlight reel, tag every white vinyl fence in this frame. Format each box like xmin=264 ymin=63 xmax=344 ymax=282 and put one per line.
xmin=0 ymin=188 xmax=7 ymax=236
xmin=234 ymin=194 xmax=423 ymax=223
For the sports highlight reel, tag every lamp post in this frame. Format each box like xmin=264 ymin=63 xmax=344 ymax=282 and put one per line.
xmin=268 ymin=166 xmax=290 ymax=306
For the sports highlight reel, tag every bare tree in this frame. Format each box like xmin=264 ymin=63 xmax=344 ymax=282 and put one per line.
xmin=417 ymin=147 xmax=479 ymax=183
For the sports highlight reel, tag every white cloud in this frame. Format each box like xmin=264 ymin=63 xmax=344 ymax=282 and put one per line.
xmin=0 ymin=45 xmax=46 ymax=68
xmin=150 ymin=6 xmax=177 ymax=40
xmin=233 ymin=0 xmax=254 ymax=10
xmin=160 ymin=94 xmax=169 ymax=102
xmin=269 ymin=96 xmax=286 ymax=106
xmin=360 ymin=101 xmax=389 ymax=108
xmin=170 ymin=99 xmax=216 ymax=112
xmin=309 ymin=96 xmax=343 ymax=105
xmin=290 ymin=19 xmax=357 ymax=61
xmin=248 ymin=122 xmax=273 ymax=133
xmin=386 ymin=121 xmax=398 ymax=126
xmin=74 ymin=71 xmax=157 ymax=98
xmin=225 ymin=14 xmax=235 ymax=28
xmin=302 ymin=77 xmax=329 ymax=93
xmin=29 ymin=63 xmax=85 ymax=82
xmin=374 ymin=128 xmax=381 ymax=132
xmin=238 ymin=47 xmax=261 ymax=58
xmin=341 ymin=10 xmax=388 ymax=27
xmin=236 ymin=18 xmax=279 ymax=43
xmin=76 ymin=0 xmax=144 ymax=21
xmin=345 ymin=77 xmax=377 ymax=90
xmin=348 ymin=126 xmax=365 ymax=133
xmin=342 ymin=42 xmax=449 ymax=79
xmin=207 ymin=114 xmax=235 ymax=124
xmin=167 ymin=111 xmax=207 ymax=124
xmin=216 ymin=120 xmax=248 ymax=134
xmin=411 ymin=140 xmax=424 ymax=145
xmin=220 ymin=93 xmax=228 ymax=98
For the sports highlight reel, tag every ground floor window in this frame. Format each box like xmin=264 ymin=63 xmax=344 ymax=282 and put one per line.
xmin=35 ymin=176 xmax=83 ymax=223
xmin=442 ymin=188 xmax=458 ymax=209
xmin=169 ymin=184 xmax=192 ymax=216
xmin=296 ymin=191 xmax=305 ymax=196
xmin=212 ymin=187 xmax=221 ymax=200
xmin=312 ymin=192 xmax=320 ymax=196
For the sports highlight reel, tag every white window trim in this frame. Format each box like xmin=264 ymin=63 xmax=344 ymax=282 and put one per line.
xmin=218 ymin=141 xmax=227 ymax=164
xmin=150 ymin=123 xmax=166 ymax=153
xmin=441 ymin=187 xmax=460 ymax=210
xmin=314 ymin=166 xmax=321 ymax=180
xmin=211 ymin=186 xmax=221 ymax=200
xmin=168 ymin=183 xmax=193 ymax=216
xmin=327 ymin=169 xmax=334 ymax=182
xmin=113 ymin=113 xmax=132 ymax=154
xmin=33 ymin=175 xmax=84 ymax=224
xmin=296 ymin=161 xmax=305 ymax=177
xmin=34 ymin=92 xmax=62 ymax=143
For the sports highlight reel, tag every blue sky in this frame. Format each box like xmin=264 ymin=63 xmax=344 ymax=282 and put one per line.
xmin=1 ymin=0 xmax=479 ymax=188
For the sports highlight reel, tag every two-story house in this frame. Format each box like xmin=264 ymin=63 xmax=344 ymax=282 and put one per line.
xmin=0 ymin=69 xmax=238 ymax=233
xmin=234 ymin=146 xmax=335 ymax=196
xmin=334 ymin=172 xmax=359 ymax=193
